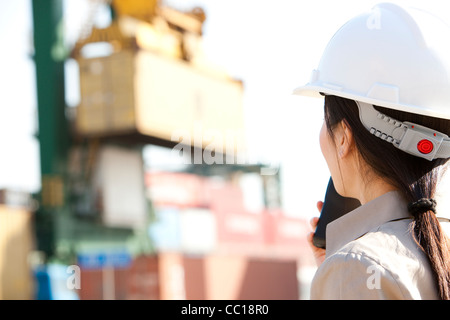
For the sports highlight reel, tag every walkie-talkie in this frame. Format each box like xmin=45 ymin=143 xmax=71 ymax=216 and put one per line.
xmin=313 ymin=177 xmax=361 ymax=249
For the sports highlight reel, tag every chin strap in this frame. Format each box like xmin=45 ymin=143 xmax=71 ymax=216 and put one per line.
xmin=356 ymin=101 xmax=450 ymax=161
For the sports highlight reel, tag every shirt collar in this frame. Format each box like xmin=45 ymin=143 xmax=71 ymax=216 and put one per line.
xmin=325 ymin=191 xmax=412 ymax=257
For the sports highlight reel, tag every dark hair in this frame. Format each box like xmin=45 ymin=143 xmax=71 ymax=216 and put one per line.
xmin=324 ymin=94 xmax=450 ymax=300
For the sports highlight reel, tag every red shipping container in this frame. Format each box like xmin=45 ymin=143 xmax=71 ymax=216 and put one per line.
xmin=145 ymin=171 xmax=207 ymax=208
xmin=78 ymin=255 xmax=160 ymax=300
xmin=263 ymin=209 xmax=312 ymax=259
xmin=204 ymin=254 xmax=299 ymax=300
xmin=215 ymin=207 xmax=265 ymax=246
xmin=208 ymin=181 xmax=245 ymax=212
xmin=79 ymin=267 xmax=127 ymax=300
xmin=127 ymin=255 xmax=160 ymax=300
xmin=79 ymin=269 xmax=103 ymax=300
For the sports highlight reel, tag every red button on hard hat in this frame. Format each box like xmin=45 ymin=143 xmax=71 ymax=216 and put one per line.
xmin=417 ymin=139 xmax=434 ymax=154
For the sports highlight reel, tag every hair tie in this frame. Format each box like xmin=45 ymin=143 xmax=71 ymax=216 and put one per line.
xmin=407 ymin=198 xmax=437 ymax=215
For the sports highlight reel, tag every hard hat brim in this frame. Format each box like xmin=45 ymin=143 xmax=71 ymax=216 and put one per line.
xmin=293 ymin=84 xmax=450 ymax=121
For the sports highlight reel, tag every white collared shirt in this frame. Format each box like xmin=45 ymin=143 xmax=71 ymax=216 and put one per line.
xmin=310 ymin=191 xmax=450 ymax=300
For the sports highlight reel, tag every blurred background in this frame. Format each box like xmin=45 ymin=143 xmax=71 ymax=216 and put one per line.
xmin=0 ymin=0 xmax=449 ymax=300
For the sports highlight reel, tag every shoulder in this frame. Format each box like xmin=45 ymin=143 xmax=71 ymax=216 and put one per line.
xmin=347 ymin=219 xmax=419 ymax=262
xmin=311 ymin=248 xmax=405 ymax=299
xmin=311 ymin=219 xmax=437 ymax=299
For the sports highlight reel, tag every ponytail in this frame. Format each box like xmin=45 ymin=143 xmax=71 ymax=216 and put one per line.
xmin=411 ymin=209 xmax=450 ymax=299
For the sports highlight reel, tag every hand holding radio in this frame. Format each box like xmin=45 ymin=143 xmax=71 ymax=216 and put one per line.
xmin=307 ymin=201 xmax=326 ymax=267
xmin=307 ymin=177 xmax=361 ymax=267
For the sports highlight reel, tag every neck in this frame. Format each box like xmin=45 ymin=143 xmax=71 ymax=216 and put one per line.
xmin=338 ymin=148 xmax=398 ymax=205
xmin=354 ymin=175 xmax=398 ymax=205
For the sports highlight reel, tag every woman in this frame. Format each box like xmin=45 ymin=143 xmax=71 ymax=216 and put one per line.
xmin=295 ymin=3 xmax=450 ymax=299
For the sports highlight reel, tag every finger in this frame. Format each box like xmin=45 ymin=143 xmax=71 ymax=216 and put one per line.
xmin=307 ymin=231 xmax=312 ymax=242
xmin=310 ymin=217 xmax=319 ymax=229
xmin=306 ymin=232 xmax=315 ymax=246
xmin=316 ymin=201 xmax=324 ymax=212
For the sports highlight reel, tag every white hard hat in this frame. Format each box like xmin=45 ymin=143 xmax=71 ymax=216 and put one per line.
xmin=294 ymin=3 xmax=450 ymax=160
xmin=294 ymin=2 xmax=450 ymax=120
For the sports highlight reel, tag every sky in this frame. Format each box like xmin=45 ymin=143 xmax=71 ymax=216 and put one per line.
xmin=1 ymin=0 xmax=450 ymax=219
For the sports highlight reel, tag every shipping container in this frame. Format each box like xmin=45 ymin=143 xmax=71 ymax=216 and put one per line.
xmin=0 ymin=205 xmax=34 ymax=300
xmin=75 ymin=251 xmax=303 ymax=300
xmin=204 ymin=254 xmax=299 ymax=300
xmin=126 ymin=255 xmax=160 ymax=300
xmin=145 ymin=171 xmax=207 ymax=208
xmin=92 ymin=145 xmax=148 ymax=228
xmin=76 ymin=48 xmax=245 ymax=154
xmin=263 ymin=210 xmax=314 ymax=261
xmin=214 ymin=206 xmax=265 ymax=253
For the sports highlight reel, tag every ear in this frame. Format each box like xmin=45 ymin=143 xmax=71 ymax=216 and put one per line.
xmin=335 ymin=120 xmax=354 ymax=159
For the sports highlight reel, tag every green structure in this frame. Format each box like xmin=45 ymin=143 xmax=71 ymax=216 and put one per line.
xmin=32 ymin=0 xmax=69 ymax=258
xmin=31 ymin=0 xmax=152 ymax=265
